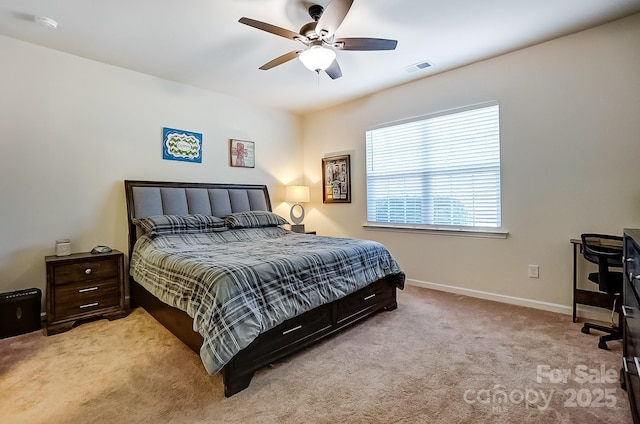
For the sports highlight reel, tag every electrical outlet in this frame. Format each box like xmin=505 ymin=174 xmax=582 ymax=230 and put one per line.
xmin=528 ymin=264 xmax=539 ymax=278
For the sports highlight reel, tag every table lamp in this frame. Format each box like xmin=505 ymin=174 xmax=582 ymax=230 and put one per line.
xmin=285 ymin=185 xmax=310 ymax=233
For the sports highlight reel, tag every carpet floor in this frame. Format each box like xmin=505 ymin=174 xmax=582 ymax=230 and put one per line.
xmin=0 ymin=285 xmax=631 ymax=423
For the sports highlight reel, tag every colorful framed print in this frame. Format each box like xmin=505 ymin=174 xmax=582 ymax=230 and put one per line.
xmin=230 ymin=139 xmax=255 ymax=168
xmin=162 ymin=127 xmax=202 ymax=163
xmin=322 ymin=154 xmax=351 ymax=203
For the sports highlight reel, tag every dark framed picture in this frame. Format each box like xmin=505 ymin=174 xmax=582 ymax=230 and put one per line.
xmin=229 ymin=139 xmax=255 ymax=168
xmin=322 ymin=154 xmax=351 ymax=203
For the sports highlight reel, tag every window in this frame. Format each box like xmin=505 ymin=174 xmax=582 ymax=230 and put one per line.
xmin=365 ymin=103 xmax=502 ymax=233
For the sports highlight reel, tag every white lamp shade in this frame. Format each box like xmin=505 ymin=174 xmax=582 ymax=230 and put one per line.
xmin=299 ymin=46 xmax=336 ymax=72
xmin=285 ymin=185 xmax=310 ymax=203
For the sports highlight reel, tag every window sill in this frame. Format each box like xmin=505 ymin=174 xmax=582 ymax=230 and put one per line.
xmin=362 ymin=223 xmax=509 ymax=239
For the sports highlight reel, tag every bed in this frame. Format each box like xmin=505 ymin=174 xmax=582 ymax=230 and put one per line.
xmin=124 ymin=180 xmax=405 ymax=396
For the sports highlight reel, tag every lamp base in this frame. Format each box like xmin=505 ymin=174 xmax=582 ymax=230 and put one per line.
xmin=291 ymin=224 xmax=305 ymax=233
xmin=290 ymin=203 xmax=305 ymax=225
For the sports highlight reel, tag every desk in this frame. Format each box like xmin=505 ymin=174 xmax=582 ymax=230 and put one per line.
xmin=571 ymin=238 xmax=620 ymax=323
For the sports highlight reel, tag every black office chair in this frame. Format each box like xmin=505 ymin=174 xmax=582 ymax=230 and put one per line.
xmin=580 ymin=233 xmax=624 ymax=350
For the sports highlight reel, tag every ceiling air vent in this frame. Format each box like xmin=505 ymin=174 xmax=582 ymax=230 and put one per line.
xmin=403 ymin=60 xmax=432 ymax=73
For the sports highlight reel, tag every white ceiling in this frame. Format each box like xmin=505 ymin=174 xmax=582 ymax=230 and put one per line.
xmin=1 ymin=0 xmax=639 ymax=114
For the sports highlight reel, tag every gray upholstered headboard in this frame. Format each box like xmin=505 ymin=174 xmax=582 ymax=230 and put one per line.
xmin=124 ymin=180 xmax=272 ymax=257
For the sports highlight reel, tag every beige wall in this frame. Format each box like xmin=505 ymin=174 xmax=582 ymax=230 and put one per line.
xmin=0 ymin=35 xmax=303 ymax=295
xmin=301 ymin=14 xmax=640 ymax=313
xmin=1 ymin=14 xmax=639 ymax=316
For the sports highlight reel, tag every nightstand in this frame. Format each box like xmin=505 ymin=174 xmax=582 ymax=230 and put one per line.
xmin=45 ymin=250 xmax=129 ymax=335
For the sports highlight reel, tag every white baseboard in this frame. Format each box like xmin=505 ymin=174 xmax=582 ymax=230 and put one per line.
xmin=37 ymin=282 xmax=612 ymax=323
xmin=406 ymin=279 xmax=615 ymax=323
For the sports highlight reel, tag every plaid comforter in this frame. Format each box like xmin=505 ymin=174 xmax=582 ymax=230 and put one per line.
xmin=129 ymin=227 xmax=405 ymax=374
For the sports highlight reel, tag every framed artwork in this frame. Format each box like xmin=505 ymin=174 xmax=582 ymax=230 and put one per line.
xmin=229 ymin=139 xmax=255 ymax=168
xmin=322 ymin=154 xmax=351 ymax=203
xmin=162 ymin=127 xmax=202 ymax=163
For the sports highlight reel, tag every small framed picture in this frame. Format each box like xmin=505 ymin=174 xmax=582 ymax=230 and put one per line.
xmin=229 ymin=139 xmax=255 ymax=168
xmin=162 ymin=127 xmax=202 ymax=163
xmin=322 ymin=154 xmax=351 ymax=203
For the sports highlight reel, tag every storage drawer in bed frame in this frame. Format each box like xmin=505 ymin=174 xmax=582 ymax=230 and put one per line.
xmin=231 ymin=278 xmax=396 ymax=370
xmin=222 ymin=276 xmax=397 ymax=396
xmin=131 ymin=275 xmax=398 ymax=397
xmin=336 ymin=277 xmax=394 ymax=323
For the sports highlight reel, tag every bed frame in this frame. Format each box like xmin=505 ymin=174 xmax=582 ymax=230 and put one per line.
xmin=124 ymin=180 xmax=399 ymax=397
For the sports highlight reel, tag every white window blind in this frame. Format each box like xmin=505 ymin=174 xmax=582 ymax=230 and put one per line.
xmin=365 ymin=103 xmax=501 ymax=230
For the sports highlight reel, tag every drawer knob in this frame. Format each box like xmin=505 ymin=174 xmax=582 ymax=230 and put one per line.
xmin=85 ymin=268 xmax=92 ymax=275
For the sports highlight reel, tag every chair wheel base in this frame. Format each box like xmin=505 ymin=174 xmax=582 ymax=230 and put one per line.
xmin=581 ymin=322 xmax=621 ymax=350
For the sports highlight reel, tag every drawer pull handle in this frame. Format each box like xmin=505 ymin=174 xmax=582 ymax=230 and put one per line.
xmin=625 ymin=257 xmax=633 ymax=263
xmin=622 ymin=305 xmax=636 ymax=317
xmin=78 ymin=287 xmax=99 ymax=293
xmin=282 ymin=325 xmax=302 ymax=336
xmin=623 ymin=358 xmax=631 ymax=374
xmin=80 ymin=302 xmax=99 ymax=309
xmin=635 ymin=357 xmax=640 ymax=377
xmin=364 ymin=294 xmax=376 ymax=301
xmin=85 ymin=268 xmax=92 ymax=275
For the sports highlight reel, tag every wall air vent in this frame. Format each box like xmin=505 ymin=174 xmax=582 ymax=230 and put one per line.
xmin=403 ymin=60 xmax=433 ymax=73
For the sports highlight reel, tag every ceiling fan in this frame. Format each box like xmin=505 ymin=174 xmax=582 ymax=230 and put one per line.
xmin=238 ymin=0 xmax=398 ymax=79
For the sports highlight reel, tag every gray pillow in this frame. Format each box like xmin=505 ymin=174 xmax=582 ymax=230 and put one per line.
xmin=224 ymin=211 xmax=289 ymax=228
xmin=134 ymin=214 xmax=227 ymax=237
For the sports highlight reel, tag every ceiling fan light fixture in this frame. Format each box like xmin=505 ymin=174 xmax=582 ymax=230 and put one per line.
xmin=299 ymin=46 xmax=336 ymax=72
xmin=34 ymin=16 xmax=58 ymax=30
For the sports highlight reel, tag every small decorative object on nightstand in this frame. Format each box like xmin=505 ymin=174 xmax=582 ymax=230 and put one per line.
xmin=45 ymin=250 xmax=129 ymax=335
xmin=285 ymin=185 xmax=310 ymax=233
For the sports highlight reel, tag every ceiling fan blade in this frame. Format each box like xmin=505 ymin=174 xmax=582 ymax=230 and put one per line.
xmin=334 ymin=38 xmax=398 ymax=51
xmin=316 ymin=0 xmax=354 ymax=39
xmin=239 ymin=17 xmax=306 ymax=42
xmin=259 ymin=50 xmax=302 ymax=70
xmin=325 ymin=59 xmax=342 ymax=80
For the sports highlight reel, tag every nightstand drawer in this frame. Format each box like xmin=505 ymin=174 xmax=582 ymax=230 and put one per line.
xmin=54 ymin=279 xmax=120 ymax=318
xmin=53 ymin=259 xmax=119 ymax=285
